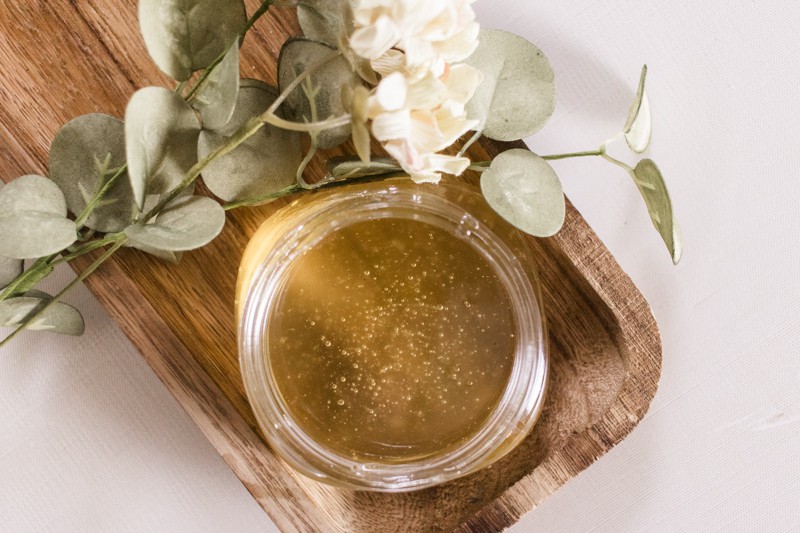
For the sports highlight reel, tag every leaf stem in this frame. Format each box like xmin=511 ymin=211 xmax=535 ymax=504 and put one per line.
xmin=0 ymin=237 xmax=126 ymax=347
xmin=296 ymin=77 xmax=321 ymax=184
xmin=468 ymin=164 xmax=487 ymax=173
xmin=223 ymin=184 xmax=303 ymax=211
xmin=144 ymin=49 xmax=348 ymax=224
xmin=74 ymin=164 xmax=128 ymax=228
xmin=542 ymin=149 xmax=605 ymax=161
xmin=260 ymin=50 xmax=346 ymax=131
xmin=262 ymin=113 xmax=351 ymax=133
xmin=239 ymin=0 xmax=275 ymax=42
xmin=600 ymin=152 xmax=634 ymax=172
xmin=0 ymin=257 xmax=53 ymax=302
xmin=458 ymin=130 xmax=483 ymax=157
xmin=297 ymin=145 xmax=319 ymax=185
xmin=185 ymin=0 xmax=275 ymax=101
xmin=50 ymin=234 xmax=123 ymax=266
xmin=140 ymin=116 xmax=267 ymax=224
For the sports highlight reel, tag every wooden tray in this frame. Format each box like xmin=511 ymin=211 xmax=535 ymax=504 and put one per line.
xmin=0 ymin=2 xmax=662 ymax=531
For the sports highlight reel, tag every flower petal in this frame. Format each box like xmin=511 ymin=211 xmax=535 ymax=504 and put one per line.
xmin=349 ymin=16 xmax=401 ymax=60
xmin=374 ymin=71 xmax=408 ymax=111
xmin=371 ymin=109 xmax=412 ymax=141
xmin=371 ymin=49 xmax=406 ymax=76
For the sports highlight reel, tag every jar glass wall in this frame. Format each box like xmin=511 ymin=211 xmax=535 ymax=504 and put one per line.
xmin=237 ymin=179 xmax=548 ymax=492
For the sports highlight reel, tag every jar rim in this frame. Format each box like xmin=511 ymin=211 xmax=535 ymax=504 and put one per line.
xmin=239 ymin=180 xmax=548 ymax=491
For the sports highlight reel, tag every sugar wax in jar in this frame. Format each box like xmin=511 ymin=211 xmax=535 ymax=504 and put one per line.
xmin=267 ymin=217 xmax=516 ymax=462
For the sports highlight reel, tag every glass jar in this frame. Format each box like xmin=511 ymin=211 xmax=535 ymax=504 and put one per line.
xmin=237 ymin=179 xmax=548 ymax=492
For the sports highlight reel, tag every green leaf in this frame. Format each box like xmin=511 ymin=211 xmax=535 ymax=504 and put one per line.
xmin=630 ymin=159 xmax=682 ymax=264
xmin=49 ymin=113 xmax=135 ymax=232
xmin=0 ymin=291 xmax=85 ymax=336
xmin=125 ymin=87 xmax=202 ymax=211
xmin=123 ymin=241 xmax=184 ymax=264
xmin=465 ymin=29 xmax=556 ymax=142
xmin=192 ymin=39 xmax=241 ymax=132
xmin=480 ymin=149 xmax=565 ymax=237
xmin=0 ymin=255 xmax=22 ymax=289
xmin=326 ymin=157 xmax=402 ymax=182
xmin=623 ymin=65 xmax=651 ymax=153
xmin=0 ymin=260 xmax=53 ymax=299
xmin=0 ymin=175 xmax=77 ymax=259
xmin=297 ymin=0 xmax=348 ymax=47
xmin=0 ymin=181 xmax=23 ymax=287
xmin=198 ymin=79 xmax=303 ymax=203
xmin=124 ymin=195 xmax=225 ymax=252
xmin=278 ymin=38 xmax=357 ymax=149
xmin=138 ymin=0 xmax=247 ymax=82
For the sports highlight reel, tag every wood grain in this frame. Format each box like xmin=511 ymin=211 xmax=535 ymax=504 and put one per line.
xmin=0 ymin=2 xmax=662 ymax=531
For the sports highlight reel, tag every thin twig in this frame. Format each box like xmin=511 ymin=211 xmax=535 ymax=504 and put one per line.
xmin=185 ymin=0 xmax=276 ymax=100
xmin=0 ymin=238 xmax=126 ymax=347
xmin=542 ymin=149 xmax=605 ymax=161
xmin=223 ymin=184 xmax=303 ymax=211
xmin=74 ymin=164 xmax=128 ymax=228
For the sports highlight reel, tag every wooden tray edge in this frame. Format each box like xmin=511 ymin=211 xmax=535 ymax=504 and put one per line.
xmin=77 ymin=187 xmax=662 ymax=533
xmin=459 ymin=198 xmax=663 ymax=531
xmin=75 ymin=254 xmax=329 ymax=533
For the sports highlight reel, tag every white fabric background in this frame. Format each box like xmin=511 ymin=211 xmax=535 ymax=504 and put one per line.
xmin=2 ymin=0 xmax=799 ymax=531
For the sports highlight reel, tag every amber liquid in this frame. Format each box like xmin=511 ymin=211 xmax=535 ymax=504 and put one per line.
xmin=268 ymin=217 xmax=516 ymax=462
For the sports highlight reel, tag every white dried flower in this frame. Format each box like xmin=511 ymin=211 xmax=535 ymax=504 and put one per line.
xmin=364 ymin=64 xmax=483 ymax=183
xmin=349 ymin=0 xmax=480 ymax=78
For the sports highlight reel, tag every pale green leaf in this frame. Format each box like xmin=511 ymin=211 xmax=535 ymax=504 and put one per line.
xmin=0 ymin=180 xmax=23 ymax=287
xmin=198 ymin=79 xmax=302 ymax=202
xmin=326 ymin=157 xmax=402 ymax=182
xmin=0 ymin=292 xmax=85 ymax=336
xmin=0 ymin=255 xmax=22 ymax=289
xmin=278 ymin=38 xmax=356 ymax=149
xmin=0 ymin=174 xmax=67 ymax=215
xmin=0 ymin=261 xmax=53 ymax=298
xmin=624 ymin=65 xmax=651 ymax=153
xmin=123 ymin=241 xmax=184 ymax=264
xmin=0 ymin=175 xmax=77 ymax=259
xmin=125 ymin=87 xmax=202 ymax=211
xmin=297 ymin=0 xmax=348 ymax=47
xmin=465 ymin=29 xmax=556 ymax=142
xmin=49 ymin=113 xmax=135 ymax=232
xmin=480 ymin=149 xmax=565 ymax=237
xmin=124 ymin=195 xmax=225 ymax=252
xmin=138 ymin=0 xmax=246 ymax=82
xmin=630 ymin=159 xmax=682 ymax=264
xmin=192 ymin=39 xmax=241 ymax=132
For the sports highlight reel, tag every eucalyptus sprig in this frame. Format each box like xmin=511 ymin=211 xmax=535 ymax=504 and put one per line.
xmin=0 ymin=0 xmax=681 ymax=346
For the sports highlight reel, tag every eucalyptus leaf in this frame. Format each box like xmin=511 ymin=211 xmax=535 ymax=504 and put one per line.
xmin=630 ymin=159 xmax=682 ymax=264
xmin=49 ymin=113 xmax=135 ymax=232
xmin=192 ymin=39 xmax=241 ymax=132
xmin=198 ymin=79 xmax=303 ymax=203
xmin=465 ymin=29 xmax=556 ymax=142
xmin=124 ymin=241 xmax=184 ymax=264
xmin=125 ymin=87 xmax=202 ymax=211
xmin=297 ymin=0 xmax=348 ymax=47
xmin=0 ymin=261 xmax=53 ymax=299
xmin=0 ymin=180 xmax=23 ymax=287
xmin=480 ymin=149 xmax=565 ymax=237
xmin=326 ymin=157 xmax=402 ymax=182
xmin=0 ymin=255 xmax=22 ymax=289
xmin=124 ymin=195 xmax=225 ymax=252
xmin=0 ymin=175 xmax=77 ymax=259
xmin=0 ymin=292 xmax=85 ymax=336
xmin=138 ymin=0 xmax=247 ymax=82
xmin=278 ymin=38 xmax=357 ymax=149
xmin=623 ymin=65 xmax=651 ymax=153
